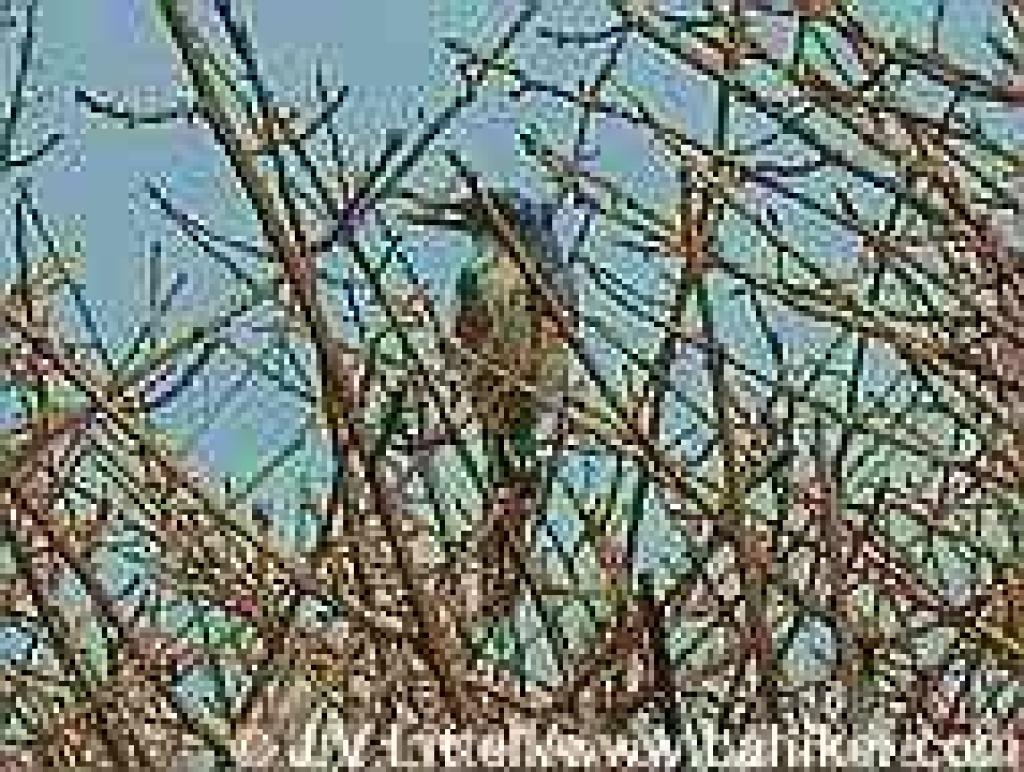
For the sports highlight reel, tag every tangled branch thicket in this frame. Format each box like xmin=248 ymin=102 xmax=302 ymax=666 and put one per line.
xmin=2 ymin=0 xmax=1022 ymax=766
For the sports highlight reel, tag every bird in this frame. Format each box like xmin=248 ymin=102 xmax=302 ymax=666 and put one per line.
xmin=400 ymin=185 xmax=577 ymax=622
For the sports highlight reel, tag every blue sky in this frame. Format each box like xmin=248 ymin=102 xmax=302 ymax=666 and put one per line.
xmin=2 ymin=0 xmax=1015 ymax=533
xmin=2 ymin=0 xmax=1021 ymax=681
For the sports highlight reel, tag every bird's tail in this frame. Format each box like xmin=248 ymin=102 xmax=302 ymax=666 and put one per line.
xmin=484 ymin=395 xmax=539 ymax=486
xmin=475 ymin=405 xmax=540 ymax=622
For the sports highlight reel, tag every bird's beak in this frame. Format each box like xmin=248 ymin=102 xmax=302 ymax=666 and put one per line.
xmin=394 ymin=190 xmax=475 ymax=233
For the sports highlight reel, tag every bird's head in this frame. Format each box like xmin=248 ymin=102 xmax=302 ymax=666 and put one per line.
xmin=399 ymin=186 xmax=555 ymax=250
xmin=399 ymin=185 xmax=572 ymax=305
